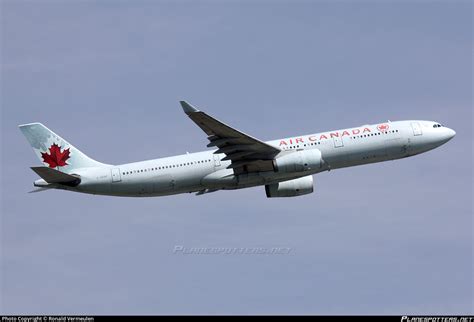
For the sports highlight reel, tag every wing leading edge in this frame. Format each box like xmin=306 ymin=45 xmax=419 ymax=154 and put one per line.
xmin=180 ymin=101 xmax=280 ymax=174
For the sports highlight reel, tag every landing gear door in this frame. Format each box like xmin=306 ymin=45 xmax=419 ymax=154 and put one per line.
xmin=411 ymin=122 xmax=422 ymax=136
xmin=111 ymin=168 xmax=121 ymax=183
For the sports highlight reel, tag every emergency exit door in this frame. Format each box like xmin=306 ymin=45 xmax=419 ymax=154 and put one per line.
xmin=213 ymin=154 xmax=221 ymax=168
xmin=333 ymin=136 xmax=344 ymax=148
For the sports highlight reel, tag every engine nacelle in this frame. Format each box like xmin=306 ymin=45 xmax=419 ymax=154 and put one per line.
xmin=273 ymin=149 xmax=322 ymax=173
xmin=265 ymin=175 xmax=314 ymax=198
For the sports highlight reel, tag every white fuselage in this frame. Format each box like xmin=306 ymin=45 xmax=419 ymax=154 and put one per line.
xmin=41 ymin=120 xmax=455 ymax=197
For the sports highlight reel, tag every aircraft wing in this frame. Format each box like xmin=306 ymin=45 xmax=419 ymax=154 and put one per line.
xmin=180 ymin=101 xmax=280 ymax=174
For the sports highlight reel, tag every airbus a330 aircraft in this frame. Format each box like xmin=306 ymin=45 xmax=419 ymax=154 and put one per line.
xmin=20 ymin=101 xmax=455 ymax=198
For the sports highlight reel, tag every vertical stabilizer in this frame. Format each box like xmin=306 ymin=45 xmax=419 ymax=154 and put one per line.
xmin=19 ymin=123 xmax=107 ymax=172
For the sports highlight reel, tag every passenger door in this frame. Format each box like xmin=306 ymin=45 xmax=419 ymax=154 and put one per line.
xmin=111 ymin=168 xmax=121 ymax=183
xmin=411 ymin=122 xmax=423 ymax=136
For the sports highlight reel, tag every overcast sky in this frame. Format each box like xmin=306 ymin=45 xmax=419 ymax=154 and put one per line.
xmin=1 ymin=0 xmax=472 ymax=315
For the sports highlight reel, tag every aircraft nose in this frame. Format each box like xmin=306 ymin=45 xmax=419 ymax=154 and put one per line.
xmin=447 ymin=128 xmax=456 ymax=139
xmin=439 ymin=127 xmax=456 ymax=144
xmin=449 ymin=129 xmax=456 ymax=138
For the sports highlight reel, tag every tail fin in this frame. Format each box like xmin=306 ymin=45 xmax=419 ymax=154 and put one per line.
xmin=19 ymin=122 xmax=107 ymax=171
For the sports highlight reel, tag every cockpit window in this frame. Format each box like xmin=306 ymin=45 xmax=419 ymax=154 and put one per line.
xmin=433 ymin=124 xmax=442 ymax=128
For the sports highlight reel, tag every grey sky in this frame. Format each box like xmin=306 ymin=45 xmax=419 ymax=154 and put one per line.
xmin=1 ymin=0 xmax=472 ymax=314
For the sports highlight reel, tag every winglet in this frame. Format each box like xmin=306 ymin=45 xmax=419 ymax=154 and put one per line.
xmin=180 ymin=101 xmax=200 ymax=114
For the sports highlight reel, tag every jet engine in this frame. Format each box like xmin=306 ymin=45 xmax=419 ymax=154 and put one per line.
xmin=265 ymin=175 xmax=314 ymax=198
xmin=273 ymin=149 xmax=322 ymax=173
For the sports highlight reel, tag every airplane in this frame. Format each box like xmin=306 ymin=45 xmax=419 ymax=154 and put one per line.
xmin=19 ymin=101 xmax=456 ymax=198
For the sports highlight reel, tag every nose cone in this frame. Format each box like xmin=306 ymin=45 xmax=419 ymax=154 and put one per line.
xmin=438 ymin=127 xmax=456 ymax=145
xmin=447 ymin=128 xmax=456 ymax=139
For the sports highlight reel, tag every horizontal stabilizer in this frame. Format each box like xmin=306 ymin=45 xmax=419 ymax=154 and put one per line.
xmin=31 ymin=167 xmax=81 ymax=186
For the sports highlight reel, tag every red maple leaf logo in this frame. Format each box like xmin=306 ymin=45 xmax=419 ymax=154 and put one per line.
xmin=377 ymin=124 xmax=389 ymax=132
xmin=41 ymin=143 xmax=71 ymax=168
